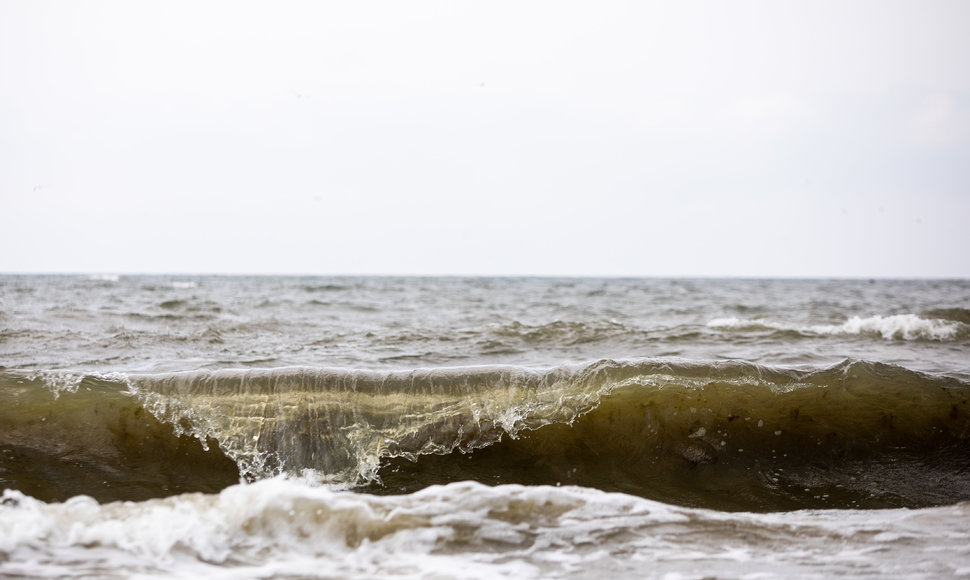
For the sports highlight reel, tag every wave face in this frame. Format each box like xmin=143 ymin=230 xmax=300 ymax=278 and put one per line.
xmin=0 ymin=373 xmax=238 ymax=502
xmin=4 ymin=359 xmax=968 ymax=511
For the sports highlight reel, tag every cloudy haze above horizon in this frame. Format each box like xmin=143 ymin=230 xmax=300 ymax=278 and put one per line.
xmin=2 ymin=0 xmax=969 ymax=277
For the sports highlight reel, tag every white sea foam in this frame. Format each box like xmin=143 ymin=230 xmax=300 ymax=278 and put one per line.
xmin=833 ymin=314 xmax=962 ymax=340
xmin=708 ymin=314 xmax=965 ymax=341
xmin=2 ymin=480 xmax=969 ymax=579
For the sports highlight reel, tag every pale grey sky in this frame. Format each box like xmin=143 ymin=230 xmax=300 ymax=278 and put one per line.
xmin=2 ymin=0 xmax=969 ymax=277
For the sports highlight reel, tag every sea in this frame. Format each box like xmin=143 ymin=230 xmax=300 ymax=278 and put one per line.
xmin=1 ymin=275 xmax=969 ymax=579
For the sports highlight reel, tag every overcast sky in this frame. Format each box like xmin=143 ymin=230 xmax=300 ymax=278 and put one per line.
xmin=2 ymin=1 xmax=968 ymax=277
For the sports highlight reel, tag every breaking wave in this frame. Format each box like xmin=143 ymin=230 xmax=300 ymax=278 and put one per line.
xmin=708 ymin=313 xmax=969 ymax=341
xmin=2 ymin=359 xmax=969 ymax=511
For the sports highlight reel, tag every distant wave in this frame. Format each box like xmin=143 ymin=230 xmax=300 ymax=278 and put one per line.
xmin=707 ymin=313 xmax=968 ymax=341
xmin=84 ymin=274 xmax=120 ymax=282
xmin=490 ymin=319 xmax=629 ymax=345
xmin=920 ymin=307 xmax=970 ymax=325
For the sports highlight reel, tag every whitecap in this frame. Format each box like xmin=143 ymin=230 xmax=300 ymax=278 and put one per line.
xmin=708 ymin=314 xmax=964 ymax=341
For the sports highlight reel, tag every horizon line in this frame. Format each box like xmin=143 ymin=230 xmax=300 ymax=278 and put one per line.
xmin=2 ymin=271 xmax=968 ymax=281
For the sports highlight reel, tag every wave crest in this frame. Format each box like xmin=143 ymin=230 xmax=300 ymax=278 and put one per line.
xmin=4 ymin=359 xmax=969 ymax=510
xmin=708 ymin=313 xmax=968 ymax=341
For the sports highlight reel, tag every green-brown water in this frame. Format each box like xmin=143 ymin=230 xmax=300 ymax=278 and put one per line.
xmin=2 ymin=275 xmax=969 ymax=578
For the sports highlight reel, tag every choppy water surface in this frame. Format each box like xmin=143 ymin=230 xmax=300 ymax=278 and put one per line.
xmin=2 ymin=275 xmax=969 ymax=578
